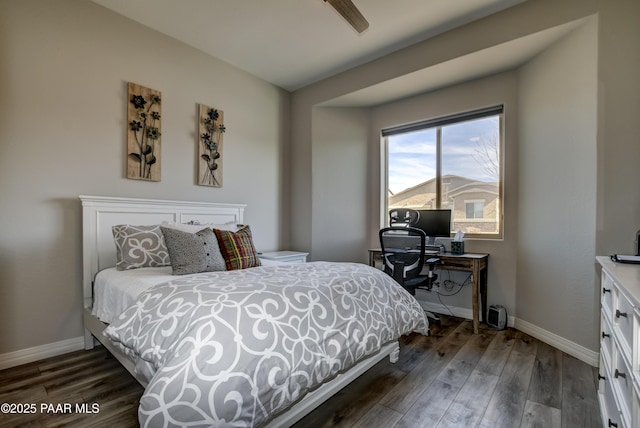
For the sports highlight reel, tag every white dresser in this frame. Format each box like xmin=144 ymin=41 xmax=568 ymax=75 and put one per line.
xmin=597 ymin=256 xmax=640 ymax=428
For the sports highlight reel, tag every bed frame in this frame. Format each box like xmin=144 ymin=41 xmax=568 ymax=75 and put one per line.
xmin=80 ymin=195 xmax=247 ymax=384
xmin=79 ymin=195 xmax=400 ymax=427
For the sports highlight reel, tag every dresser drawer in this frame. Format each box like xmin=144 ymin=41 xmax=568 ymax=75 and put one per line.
xmin=601 ymin=373 xmax=624 ymax=428
xmin=632 ymin=386 xmax=640 ymax=428
xmin=602 ymin=270 xmax=615 ymax=322
xmin=613 ymin=286 xmax=635 ymax=357
xmin=601 ymin=311 xmax=614 ymax=362
xmin=612 ymin=339 xmax=633 ymax=424
xmin=635 ymin=307 xmax=640 ymax=380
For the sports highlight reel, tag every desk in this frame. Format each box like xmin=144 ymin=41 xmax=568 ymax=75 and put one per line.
xmin=368 ymin=249 xmax=489 ymax=334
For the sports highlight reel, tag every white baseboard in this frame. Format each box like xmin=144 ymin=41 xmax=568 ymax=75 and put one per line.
xmin=0 ymin=314 xmax=599 ymax=371
xmin=418 ymin=300 xmax=598 ymax=367
xmin=0 ymin=336 xmax=85 ymax=370
xmin=514 ymin=318 xmax=599 ymax=367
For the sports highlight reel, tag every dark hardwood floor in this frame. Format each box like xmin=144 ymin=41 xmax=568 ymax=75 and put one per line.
xmin=0 ymin=315 xmax=601 ymax=427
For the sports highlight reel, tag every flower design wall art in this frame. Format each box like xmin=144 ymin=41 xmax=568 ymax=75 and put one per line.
xmin=198 ymin=104 xmax=225 ymax=187
xmin=127 ymin=82 xmax=161 ymax=181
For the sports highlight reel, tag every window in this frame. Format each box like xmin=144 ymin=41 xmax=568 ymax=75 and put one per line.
xmin=383 ymin=106 xmax=503 ymax=238
xmin=465 ymin=201 xmax=485 ymax=219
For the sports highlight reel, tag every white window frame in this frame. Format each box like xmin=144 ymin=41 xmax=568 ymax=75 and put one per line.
xmin=381 ymin=106 xmax=504 ymax=239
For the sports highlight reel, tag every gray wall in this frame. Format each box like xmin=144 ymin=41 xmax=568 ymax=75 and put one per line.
xmin=517 ymin=19 xmax=598 ymax=350
xmin=369 ymin=72 xmax=519 ymax=317
xmin=311 ymin=107 xmax=371 ymax=262
xmin=2 ymin=0 xmax=640 ymax=362
xmin=290 ymin=0 xmax=640 ymax=355
xmin=597 ymin=0 xmax=640 ymax=255
xmin=0 ymin=0 xmax=289 ymax=355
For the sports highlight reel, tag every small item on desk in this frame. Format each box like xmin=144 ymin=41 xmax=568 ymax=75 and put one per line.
xmin=425 ymin=244 xmax=444 ymax=253
xmin=610 ymin=254 xmax=640 ymax=264
xmin=451 ymin=230 xmax=465 ymax=255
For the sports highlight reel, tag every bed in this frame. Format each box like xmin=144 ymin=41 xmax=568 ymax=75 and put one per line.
xmin=80 ymin=195 xmax=429 ymax=427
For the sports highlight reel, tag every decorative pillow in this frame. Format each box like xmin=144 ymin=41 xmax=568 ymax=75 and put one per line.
xmin=213 ymin=226 xmax=261 ymax=270
xmin=160 ymin=226 xmax=226 ymax=275
xmin=112 ymin=225 xmax=170 ymax=271
xmin=161 ymin=220 xmax=239 ymax=233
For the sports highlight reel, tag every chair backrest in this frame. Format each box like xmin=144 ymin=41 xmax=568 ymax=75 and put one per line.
xmin=389 ymin=208 xmax=419 ymax=227
xmin=379 ymin=226 xmax=426 ymax=281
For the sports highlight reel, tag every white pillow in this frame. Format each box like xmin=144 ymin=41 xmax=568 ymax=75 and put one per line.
xmin=160 ymin=220 xmax=239 ymax=233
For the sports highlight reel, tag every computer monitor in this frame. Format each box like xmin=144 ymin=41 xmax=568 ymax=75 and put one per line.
xmin=413 ymin=209 xmax=452 ymax=244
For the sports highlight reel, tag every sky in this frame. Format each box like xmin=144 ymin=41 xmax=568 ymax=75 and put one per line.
xmin=387 ymin=116 xmax=499 ymax=194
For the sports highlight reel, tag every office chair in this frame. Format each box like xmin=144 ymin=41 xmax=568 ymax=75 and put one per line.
xmin=389 ymin=208 xmax=419 ymax=228
xmin=379 ymin=226 xmax=440 ymax=322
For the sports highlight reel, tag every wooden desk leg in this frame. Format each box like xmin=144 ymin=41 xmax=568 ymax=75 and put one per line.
xmin=472 ymin=260 xmax=480 ymax=334
xmin=480 ymin=264 xmax=488 ymax=324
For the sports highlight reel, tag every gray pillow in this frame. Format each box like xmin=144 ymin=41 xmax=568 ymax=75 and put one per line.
xmin=161 ymin=226 xmax=226 ymax=275
xmin=112 ymin=224 xmax=170 ymax=270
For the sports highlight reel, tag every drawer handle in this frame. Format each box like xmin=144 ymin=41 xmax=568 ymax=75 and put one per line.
xmin=615 ymin=309 xmax=628 ymax=318
xmin=608 ymin=419 xmax=618 ymax=427
xmin=603 ymin=287 xmax=611 ymax=294
xmin=598 ymin=373 xmax=606 ymax=380
xmin=614 ymin=369 xmax=626 ymax=379
xmin=602 ymin=331 xmax=610 ymax=339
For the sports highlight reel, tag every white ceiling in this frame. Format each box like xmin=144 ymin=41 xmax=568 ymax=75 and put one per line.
xmin=92 ymin=0 xmax=585 ymax=107
xmin=321 ymin=19 xmax=584 ymax=107
xmin=92 ymin=0 xmax=531 ymax=92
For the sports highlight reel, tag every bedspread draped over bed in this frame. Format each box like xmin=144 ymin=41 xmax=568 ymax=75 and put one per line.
xmin=104 ymin=261 xmax=429 ymax=427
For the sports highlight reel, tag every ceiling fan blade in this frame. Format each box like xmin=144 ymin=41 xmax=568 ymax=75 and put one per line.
xmin=324 ymin=0 xmax=369 ymax=33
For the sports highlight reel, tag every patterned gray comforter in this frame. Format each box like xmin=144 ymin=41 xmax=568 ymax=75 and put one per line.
xmin=104 ymin=261 xmax=429 ymax=427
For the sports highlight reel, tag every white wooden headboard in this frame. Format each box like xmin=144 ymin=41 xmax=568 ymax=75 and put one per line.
xmin=79 ymin=195 xmax=246 ymax=309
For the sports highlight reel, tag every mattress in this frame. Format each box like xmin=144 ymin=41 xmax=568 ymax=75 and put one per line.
xmin=92 ymin=258 xmax=283 ymax=324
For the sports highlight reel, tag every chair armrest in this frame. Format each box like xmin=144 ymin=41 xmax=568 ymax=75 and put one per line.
xmin=392 ymin=261 xmax=405 ymax=285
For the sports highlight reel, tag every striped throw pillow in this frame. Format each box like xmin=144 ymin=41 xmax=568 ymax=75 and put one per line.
xmin=213 ymin=226 xmax=261 ymax=270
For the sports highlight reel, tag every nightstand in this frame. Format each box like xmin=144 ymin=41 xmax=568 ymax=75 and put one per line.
xmin=260 ymin=251 xmax=308 ymax=263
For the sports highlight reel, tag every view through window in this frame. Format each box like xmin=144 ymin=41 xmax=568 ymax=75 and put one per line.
xmin=384 ymin=106 xmax=503 ymax=238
